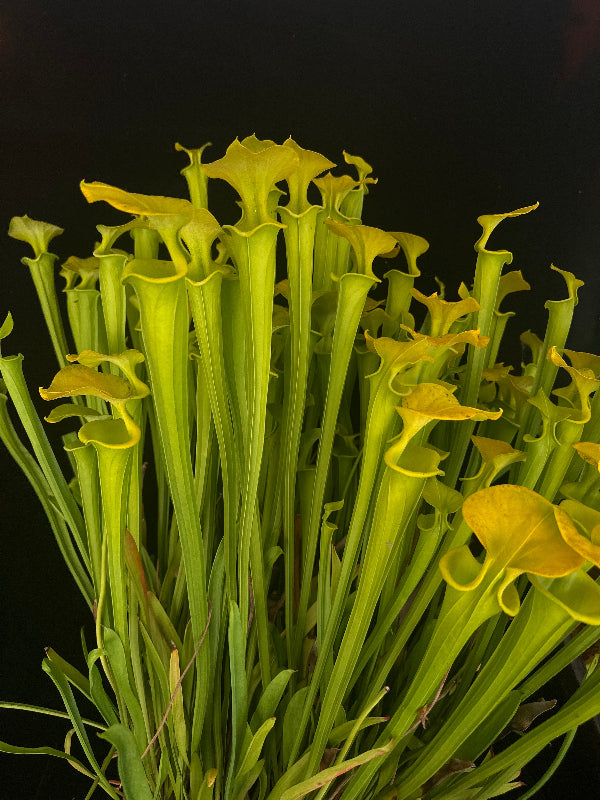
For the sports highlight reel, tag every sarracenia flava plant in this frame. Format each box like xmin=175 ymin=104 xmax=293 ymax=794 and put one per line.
xmin=2 ymin=136 xmax=600 ymax=800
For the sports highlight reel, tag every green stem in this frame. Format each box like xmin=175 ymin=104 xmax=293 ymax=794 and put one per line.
xmin=445 ymin=247 xmax=508 ymax=486
xmin=222 ymin=222 xmax=281 ymax=630
xmin=517 ymin=728 xmax=578 ymax=800
xmin=0 ymin=386 xmax=92 ymax=604
xmin=537 ymin=421 xmax=583 ymax=501
xmin=393 ymin=587 xmax=576 ymax=800
xmin=514 ymin=267 xmax=582 ymax=457
xmin=447 ymin=205 xmax=536 ymax=485
xmin=341 ymin=571 xmax=505 ymax=800
xmin=277 ymin=205 xmax=320 ymax=670
xmin=0 ymin=353 xmax=91 ymax=584
xmin=187 ymin=267 xmax=239 ymax=604
xmin=122 ymin=257 xmax=210 ymax=751
xmin=293 ymin=272 xmax=377 ymax=674
xmin=66 ymin=440 xmax=103 ymax=600
xmin=441 ymin=663 xmax=600 ymax=797
xmin=96 ymin=252 xmax=129 ymax=358
xmin=22 ymin=252 xmax=70 ymax=367
xmin=92 ymin=443 xmax=133 ymax=649
xmin=306 ymin=445 xmax=440 ymax=776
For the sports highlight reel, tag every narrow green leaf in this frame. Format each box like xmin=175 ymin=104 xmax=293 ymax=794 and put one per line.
xmin=103 ymin=628 xmax=147 ymax=749
xmin=250 ymin=669 xmax=294 ymax=733
xmin=42 ymin=657 xmax=116 ymax=796
xmin=86 ymin=649 xmax=120 ymax=728
xmin=100 ymin=724 xmax=153 ymax=800
xmin=279 ymin=739 xmax=395 ymax=800
xmin=0 ymin=701 xmax=105 ymax=730
xmin=225 ymin=602 xmax=249 ymax=800
xmin=236 ymin=717 xmax=275 ymax=782
xmin=233 ymin=760 xmax=265 ymax=800
xmin=45 ymin=648 xmax=92 ymax=700
xmin=282 ymin=687 xmax=310 ymax=769
xmin=0 ymin=738 xmax=111 ymax=789
xmin=169 ymin=646 xmax=189 ymax=767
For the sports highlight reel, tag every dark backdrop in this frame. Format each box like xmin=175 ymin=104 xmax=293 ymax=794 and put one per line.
xmin=1 ymin=1 xmax=599 ymax=796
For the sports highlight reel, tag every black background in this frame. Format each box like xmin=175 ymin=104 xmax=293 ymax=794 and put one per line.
xmin=1 ymin=1 xmax=599 ymax=796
